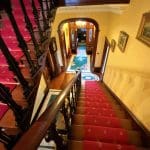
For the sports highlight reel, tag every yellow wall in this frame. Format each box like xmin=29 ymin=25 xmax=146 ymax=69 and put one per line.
xmin=106 ymin=0 xmax=150 ymax=73
xmin=51 ymin=8 xmax=109 ymax=66
xmin=104 ymin=0 xmax=150 ymax=131
xmin=62 ymin=23 xmax=70 ymax=54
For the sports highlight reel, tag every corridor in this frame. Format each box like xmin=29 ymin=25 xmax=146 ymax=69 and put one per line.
xmin=67 ymin=44 xmax=99 ymax=81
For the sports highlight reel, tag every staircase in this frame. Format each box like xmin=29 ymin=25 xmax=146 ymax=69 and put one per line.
xmin=0 ymin=0 xmax=57 ymax=149
xmin=69 ymin=81 xmax=149 ymax=150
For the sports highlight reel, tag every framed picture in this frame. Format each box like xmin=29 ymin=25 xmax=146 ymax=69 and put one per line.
xmin=136 ymin=12 xmax=150 ymax=47
xmin=110 ymin=39 xmax=116 ymax=52
xmin=118 ymin=31 xmax=129 ymax=52
xmin=50 ymin=37 xmax=57 ymax=52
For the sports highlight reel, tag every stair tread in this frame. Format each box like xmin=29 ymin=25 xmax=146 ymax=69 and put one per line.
xmin=68 ymin=140 xmax=149 ymax=150
xmin=77 ymin=101 xmax=121 ymax=108
xmin=73 ymin=114 xmax=133 ymax=130
xmin=76 ymin=106 xmax=127 ymax=118
xmin=69 ymin=81 xmax=146 ymax=149
xmin=71 ymin=125 xmax=142 ymax=146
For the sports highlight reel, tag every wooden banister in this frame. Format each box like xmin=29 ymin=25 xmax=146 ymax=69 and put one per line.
xmin=13 ymin=70 xmax=81 ymax=150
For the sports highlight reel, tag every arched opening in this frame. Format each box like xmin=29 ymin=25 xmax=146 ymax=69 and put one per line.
xmin=58 ymin=18 xmax=99 ymax=72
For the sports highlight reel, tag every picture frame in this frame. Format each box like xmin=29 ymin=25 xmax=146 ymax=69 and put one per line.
xmin=136 ymin=12 xmax=150 ymax=47
xmin=110 ymin=39 xmax=116 ymax=52
xmin=118 ymin=31 xmax=129 ymax=52
xmin=50 ymin=37 xmax=57 ymax=52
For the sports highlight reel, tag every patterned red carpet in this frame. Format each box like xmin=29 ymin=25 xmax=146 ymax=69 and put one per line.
xmin=69 ymin=81 xmax=144 ymax=150
xmin=0 ymin=103 xmax=9 ymax=120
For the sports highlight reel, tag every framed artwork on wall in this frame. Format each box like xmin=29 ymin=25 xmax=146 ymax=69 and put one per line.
xmin=110 ymin=39 xmax=116 ymax=52
xmin=136 ymin=12 xmax=150 ymax=47
xmin=118 ymin=31 xmax=129 ymax=52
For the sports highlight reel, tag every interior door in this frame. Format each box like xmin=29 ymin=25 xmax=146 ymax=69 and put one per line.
xmin=69 ymin=22 xmax=77 ymax=54
xmin=86 ymin=22 xmax=94 ymax=54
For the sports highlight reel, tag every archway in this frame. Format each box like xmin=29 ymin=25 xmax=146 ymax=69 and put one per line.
xmin=58 ymin=18 xmax=99 ymax=72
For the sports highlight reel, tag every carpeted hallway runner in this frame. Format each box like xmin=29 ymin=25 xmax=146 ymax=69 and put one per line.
xmin=69 ymin=81 xmax=147 ymax=150
xmin=67 ymin=55 xmax=90 ymax=72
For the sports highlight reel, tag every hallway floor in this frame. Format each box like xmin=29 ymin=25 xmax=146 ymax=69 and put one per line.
xmin=67 ymin=44 xmax=99 ymax=81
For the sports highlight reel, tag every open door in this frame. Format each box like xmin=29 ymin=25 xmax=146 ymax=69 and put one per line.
xmin=69 ymin=22 xmax=77 ymax=54
xmin=58 ymin=18 xmax=99 ymax=72
xmin=100 ymin=37 xmax=110 ymax=80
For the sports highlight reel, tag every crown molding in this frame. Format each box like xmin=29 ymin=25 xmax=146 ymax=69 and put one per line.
xmin=57 ymin=4 xmax=129 ymax=14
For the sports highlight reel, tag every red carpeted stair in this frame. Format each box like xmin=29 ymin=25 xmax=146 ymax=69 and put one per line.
xmin=0 ymin=0 xmax=37 ymax=92
xmin=69 ymin=81 xmax=148 ymax=150
xmin=0 ymin=103 xmax=9 ymax=120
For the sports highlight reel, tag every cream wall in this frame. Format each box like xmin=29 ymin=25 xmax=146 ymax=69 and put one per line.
xmin=62 ymin=23 xmax=70 ymax=54
xmin=106 ymin=0 xmax=150 ymax=73
xmin=51 ymin=8 xmax=110 ymax=66
xmin=104 ymin=0 xmax=150 ymax=131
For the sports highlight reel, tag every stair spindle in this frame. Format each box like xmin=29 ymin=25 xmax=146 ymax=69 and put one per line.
xmin=45 ymin=0 xmax=50 ymax=19
xmin=0 ymin=127 xmax=15 ymax=149
xmin=45 ymin=122 xmax=64 ymax=150
xmin=3 ymin=0 xmax=37 ymax=75
xmin=38 ymin=0 xmax=49 ymax=31
xmin=0 ymin=36 xmax=30 ymax=97
xmin=50 ymin=0 xmax=58 ymax=9
xmin=0 ymin=84 xmax=29 ymax=131
xmin=31 ymin=0 xmax=46 ymax=43
xmin=19 ymin=0 xmax=42 ymax=58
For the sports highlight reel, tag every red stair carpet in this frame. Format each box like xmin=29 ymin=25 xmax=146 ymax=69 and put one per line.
xmin=0 ymin=103 xmax=9 ymax=120
xmin=69 ymin=81 xmax=148 ymax=150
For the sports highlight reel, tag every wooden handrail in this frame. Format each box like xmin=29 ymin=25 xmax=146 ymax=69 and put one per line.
xmin=13 ymin=71 xmax=81 ymax=150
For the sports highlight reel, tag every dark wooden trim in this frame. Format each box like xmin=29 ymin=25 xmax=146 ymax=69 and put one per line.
xmin=94 ymin=67 xmax=101 ymax=73
xmin=60 ymin=66 xmax=65 ymax=72
xmin=103 ymin=82 xmax=150 ymax=147
xmin=58 ymin=30 xmax=68 ymax=69
xmin=58 ymin=18 xmax=99 ymax=32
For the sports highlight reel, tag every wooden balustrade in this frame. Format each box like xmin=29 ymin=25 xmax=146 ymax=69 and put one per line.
xmin=0 ymin=127 xmax=15 ymax=149
xmin=45 ymin=0 xmax=51 ymax=19
xmin=13 ymin=70 xmax=81 ymax=150
xmin=0 ymin=83 xmax=29 ymax=131
xmin=0 ymin=36 xmax=30 ymax=97
xmin=1 ymin=0 xmax=37 ymax=75
xmin=38 ymin=0 xmax=49 ymax=31
xmin=31 ymin=0 xmax=46 ymax=43
xmin=19 ymin=0 xmax=42 ymax=58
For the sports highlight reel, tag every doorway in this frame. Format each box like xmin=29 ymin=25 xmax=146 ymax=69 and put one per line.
xmin=58 ymin=18 xmax=99 ymax=72
xmin=77 ymin=28 xmax=86 ymax=44
xmin=100 ymin=37 xmax=110 ymax=80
